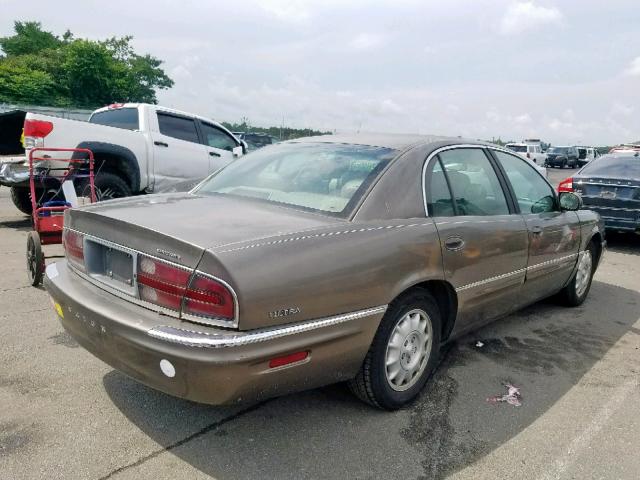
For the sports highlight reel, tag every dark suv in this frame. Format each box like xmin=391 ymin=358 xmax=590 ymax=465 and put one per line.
xmin=545 ymin=146 xmax=579 ymax=168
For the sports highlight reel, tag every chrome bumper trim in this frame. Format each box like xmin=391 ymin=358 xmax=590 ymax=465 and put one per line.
xmin=147 ymin=305 xmax=388 ymax=348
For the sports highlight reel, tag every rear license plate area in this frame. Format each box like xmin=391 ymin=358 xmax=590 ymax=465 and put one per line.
xmin=85 ymin=239 xmax=136 ymax=295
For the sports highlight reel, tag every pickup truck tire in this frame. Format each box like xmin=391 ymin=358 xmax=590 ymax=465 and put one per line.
xmin=10 ymin=187 xmax=33 ymax=215
xmin=80 ymin=173 xmax=131 ymax=201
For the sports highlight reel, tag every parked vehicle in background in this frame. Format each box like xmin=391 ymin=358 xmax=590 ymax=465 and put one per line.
xmin=233 ymin=132 xmax=274 ymax=151
xmin=576 ymin=146 xmax=599 ymax=167
xmin=545 ymin=146 xmax=579 ymax=168
xmin=559 ymin=152 xmax=640 ymax=233
xmin=609 ymin=144 xmax=640 ymax=154
xmin=0 ymin=104 xmax=244 ymax=214
xmin=45 ymin=135 xmax=604 ymax=410
xmin=505 ymin=142 xmax=546 ymax=164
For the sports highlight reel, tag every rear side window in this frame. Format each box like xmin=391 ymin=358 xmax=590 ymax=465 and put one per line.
xmin=436 ymin=148 xmax=510 ymax=216
xmin=200 ymin=122 xmax=237 ymax=151
xmin=157 ymin=113 xmax=199 ymax=143
xmin=89 ymin=108 xmax=139 ymax=130
xmin=426 ymin=160 xmax=455 ymax=217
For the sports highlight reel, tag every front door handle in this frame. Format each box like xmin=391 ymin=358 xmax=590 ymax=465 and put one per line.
xmin=531 ymin=226 xmax=543 ymax=235
xmin=444 ymin=236 xmax=465 ymax=251
xmin=209 ymin=151 xmax=221 ymax=157
xmin=154 ymin=141 xmax=168 ymax=147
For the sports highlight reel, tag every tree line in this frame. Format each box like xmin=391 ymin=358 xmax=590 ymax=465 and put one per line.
xmin=0 ymin=21 xmax=173 ymax=107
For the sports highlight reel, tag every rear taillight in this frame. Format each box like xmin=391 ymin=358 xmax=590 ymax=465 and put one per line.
xmin=23 ymin=119 xmax=54 ymax=148
xmin=558 ymin=177 xmax=574 ymax=192
xmin=136 ymin=255 xmax=235 ymax=322
xmin=526 ymin=152 xmax=531 ymax=159
xmin=63 ymin=229 xmax=85 ymax=271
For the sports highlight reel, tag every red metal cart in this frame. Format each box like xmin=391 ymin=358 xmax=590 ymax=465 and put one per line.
xmin=26 ymin=147 xmax=96 ymax=285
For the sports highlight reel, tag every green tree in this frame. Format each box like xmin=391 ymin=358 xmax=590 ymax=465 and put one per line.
xmin=0 ymin=21 xmax=173 ymax=107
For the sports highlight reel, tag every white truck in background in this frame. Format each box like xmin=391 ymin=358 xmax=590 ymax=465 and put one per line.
xmin=0 ymin=103 xmax=245 ymax=213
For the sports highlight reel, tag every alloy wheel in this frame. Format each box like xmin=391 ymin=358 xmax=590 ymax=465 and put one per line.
xmin=575 ymin=250 xmax=593 ymax=297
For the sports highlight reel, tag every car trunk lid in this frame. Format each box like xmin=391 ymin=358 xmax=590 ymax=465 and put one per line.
xmin=65 ymin=193 xmax=344 ymax=269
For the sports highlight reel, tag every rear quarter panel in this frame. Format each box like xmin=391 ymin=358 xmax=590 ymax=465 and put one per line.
xmin=25 ymin=112 xmax=150 ymax=189
xmin=200 ymin=219 xmax=444 ymax=330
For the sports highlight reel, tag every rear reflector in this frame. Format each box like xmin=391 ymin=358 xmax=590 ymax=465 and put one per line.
xmin=558 ymin=177 xmax=574 ymax=192
xmin=269 ymin=351 xmax=309 ymax=368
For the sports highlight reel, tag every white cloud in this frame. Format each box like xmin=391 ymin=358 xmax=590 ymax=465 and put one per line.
xmin=349 ymin=33 xmax=386 ymax=51
xmin=499 ymin=2 xmax=563 ymax=35
xmin=624 ymin=56 xmax=640 ymax=76
xmin=611 ymin=102 xmax=634 ymax=117
xmin=514 ymin=113 xmax=532 ymax=124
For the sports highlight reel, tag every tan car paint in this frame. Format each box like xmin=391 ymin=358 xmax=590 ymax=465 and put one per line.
xmin=45 ymin=135 xmax=605 ymax=405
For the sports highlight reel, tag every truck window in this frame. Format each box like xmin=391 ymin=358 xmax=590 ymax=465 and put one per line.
xmin=89 ymin=108 xmax=139 ymax=130
xmin=157 ymin=113 xmax=199 ymax=143
xmin=200 ymin=122 xmax=237 ymax=151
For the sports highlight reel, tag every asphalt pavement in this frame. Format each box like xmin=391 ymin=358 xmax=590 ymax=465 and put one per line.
xmin=0 ymin=170 xmax=638 ymax=480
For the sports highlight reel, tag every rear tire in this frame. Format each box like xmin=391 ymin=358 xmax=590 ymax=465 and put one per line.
xmin=26 ymin=231 xmax=44 ymax=286
xmin=349 ymin=289 xmax=442 ymax=410
xmin=80 ymin=172 xmax=131 ymax=201
xmin=10 ymin=187 xmax=32 ymax=215
xmin=558 ymin=241 xmax=596 ymax=307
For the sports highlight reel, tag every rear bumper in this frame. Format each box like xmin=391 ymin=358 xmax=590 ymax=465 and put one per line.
xmin=0 ymin=161 xmax=29 ymax=187
xmin=584 ymin=205 xmax=640 ymax=232
xmin=44 ymin=261 xmax=384 ymax=405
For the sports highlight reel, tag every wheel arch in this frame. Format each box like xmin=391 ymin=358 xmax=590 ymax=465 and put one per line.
xmin=393 ymin=279 xmax=458 ymax=342
xmin=73 ymin=142 xmax=141 ymax=192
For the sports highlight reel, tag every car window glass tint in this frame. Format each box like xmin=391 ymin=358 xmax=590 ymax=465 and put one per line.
xmin=201 ymin=123 xmax=237 ymax=151
xmin=494 ymin=150 xmax=556 ymax=214
xmin=437 ymin=149 xmax=509 ymax=216
xmin=90 ymin=108 xmax=139 ymax=130
xmin=582 ymin=155 xmax=640 ymax=177
xmin=157 ymin=113 xmax=199 ymax=143
xmin=426 ymin=159 xmax=455 ymax=217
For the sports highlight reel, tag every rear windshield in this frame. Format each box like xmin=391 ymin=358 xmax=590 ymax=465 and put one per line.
xmin=194 ymin=142 xmax=397 ymax=217
xmin=581 ymin=155 xmax=640 ymax=177
xmin=506 ymin=145 xmax=527 ymax=153
xmin=89 ymin=108 xmax=139 ymax=130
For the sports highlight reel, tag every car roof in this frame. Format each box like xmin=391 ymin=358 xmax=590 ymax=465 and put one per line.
xmin=282 ymin=133 xmax=482 ymax=150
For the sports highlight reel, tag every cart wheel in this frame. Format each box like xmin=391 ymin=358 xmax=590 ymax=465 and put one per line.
xmin=27 ymin=231 xmax=44 ymax=286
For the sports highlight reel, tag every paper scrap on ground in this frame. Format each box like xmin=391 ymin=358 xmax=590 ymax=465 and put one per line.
xmin=475 ymin=341 xmax=484 ymax=348
xmin=487 ymin=383 xmax=522 ymax=407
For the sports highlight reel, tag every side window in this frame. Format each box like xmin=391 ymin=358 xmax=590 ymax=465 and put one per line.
xmin=200 ymin=123 xmax=238 ymax=151
xmin=437 ymin=148 xmax=510 ymax=216
xmin=426 ymin=159 xmax=455 ymax=217
xmin=494 ymin=150 xmax=556 ymax=214
xmin=157 ymin=113 xmax=199 ymax=143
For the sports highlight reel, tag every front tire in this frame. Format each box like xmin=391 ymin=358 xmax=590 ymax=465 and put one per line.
xmin=349 ymin=289 xmax=442 ymax=410
xmin=10 ymin=186 xmax=33 ymax=215
xmin=558 ymin=241 xmax=596 ymax=306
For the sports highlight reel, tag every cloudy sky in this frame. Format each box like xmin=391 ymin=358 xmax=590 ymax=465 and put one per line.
xmin=1 ymin=0 xmax=638 ymax=144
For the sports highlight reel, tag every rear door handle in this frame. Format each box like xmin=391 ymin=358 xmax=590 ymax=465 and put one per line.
xmin=209 ymin=151 xmax=221 ymax=157
xmin=154 ymin=141 xmax=168 ymax=147
xmin=444 ymin=236 xmax=465 ymax=251
xmin=531 ymin=226 xmax=543 ymax=235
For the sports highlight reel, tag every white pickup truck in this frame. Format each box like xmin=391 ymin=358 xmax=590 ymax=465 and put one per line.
xmin=0 ymin=103 xmax=245 ymax=213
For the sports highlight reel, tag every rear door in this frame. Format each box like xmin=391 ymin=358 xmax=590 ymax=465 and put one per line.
xmin=150 ymin=112 xmax=209 ymax=191
xmin=198 ymin=121 xmax=238 ymax=173
xmin=491 ymin=149 xmax=581 ymax=302
xmin=424 ymin=146 xmax=529 ymax=333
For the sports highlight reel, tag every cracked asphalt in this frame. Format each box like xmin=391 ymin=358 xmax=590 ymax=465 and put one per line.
xmin=1 ymin=169 xmax=639 ymax=479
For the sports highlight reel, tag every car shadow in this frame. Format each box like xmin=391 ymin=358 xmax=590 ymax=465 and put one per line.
xmin=102 ymin=280 xmax=639 ymax=480
xmin=0 ymin=217 xmax=32 ymax=231
xmin=605 ymin=231 xmax=639 ymax=256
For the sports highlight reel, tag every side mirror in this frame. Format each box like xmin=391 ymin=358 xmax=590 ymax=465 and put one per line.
xmin=232 ymin=145 xmax=244 ymax=157
xmin=559 ymin=191 xmax=582 ymax=211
